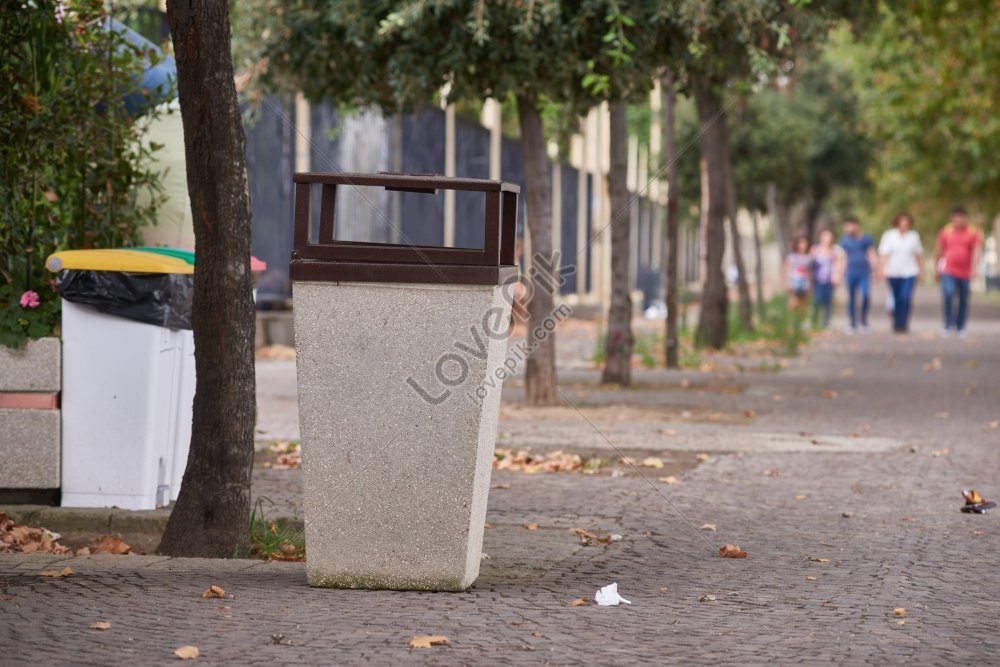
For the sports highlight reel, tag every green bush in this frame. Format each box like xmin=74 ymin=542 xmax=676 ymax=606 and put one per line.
xmin=0 ymin=1 xmax=166 ymax=347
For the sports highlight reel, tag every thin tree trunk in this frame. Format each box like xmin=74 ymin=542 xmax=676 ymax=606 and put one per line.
xmin=726 ymin=167 xmax=753 ymax=331
xmin=766 ymin=182 xmax=790 ymax=259
xmin=662 ymin=71 xmax=680 ymax=368
xmin=601 ymin=100 xmax=633 ymax=385
xmin=694 ymin=78 xmax=728 ymax=349
xmin=751 ymin=209 xmax=766 ymax=321
xmin=516 ymin=94 xmax=558 ymax=406
xmin=158 ymin=0 xmax=256 ymax=557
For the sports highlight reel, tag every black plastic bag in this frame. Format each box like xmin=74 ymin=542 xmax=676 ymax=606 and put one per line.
xmin=55 ymin=270 xmax=193 ymax=330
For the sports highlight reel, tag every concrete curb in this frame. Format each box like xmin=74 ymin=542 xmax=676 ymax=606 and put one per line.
xmin=1 ymin=504 xmax=304 ymax=539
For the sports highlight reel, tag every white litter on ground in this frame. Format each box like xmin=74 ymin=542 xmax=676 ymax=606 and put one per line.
xmin=595 ymin=582 xmax=632 ymax=606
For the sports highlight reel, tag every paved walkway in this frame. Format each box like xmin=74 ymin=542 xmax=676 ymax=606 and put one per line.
xmin=3 ymin=287 xmax=1000 ymax=664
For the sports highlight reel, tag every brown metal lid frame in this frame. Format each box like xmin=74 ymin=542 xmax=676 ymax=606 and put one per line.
xmin=289 ymin=173 xmax=520 ymax=285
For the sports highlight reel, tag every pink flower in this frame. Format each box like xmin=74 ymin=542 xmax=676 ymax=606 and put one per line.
xmin=19 ymin=291 xmax=40 ymax=309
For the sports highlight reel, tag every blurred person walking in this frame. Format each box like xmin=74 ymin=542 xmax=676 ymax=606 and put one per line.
xmin=838 ymin=218 xmax=876 ymax=333
xmin=935 ymin=206 xmax=982 ymax=337
xmin=810 ymin=229 xmax=840 ymax=329
xmin=785 ymin=235 xmax=812 ymax=326
xmin=878 ymin=212 xmax=924 ymax=333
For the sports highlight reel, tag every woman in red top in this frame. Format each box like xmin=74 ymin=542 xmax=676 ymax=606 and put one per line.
xmin=935 ymin=206 xmax=982 ymax=337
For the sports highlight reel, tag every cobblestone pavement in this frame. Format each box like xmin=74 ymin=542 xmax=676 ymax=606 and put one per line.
xmin=3 ymin=288 xmax=1000 ymax=665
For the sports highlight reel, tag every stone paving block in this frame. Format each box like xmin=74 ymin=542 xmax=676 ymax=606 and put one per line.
xmin=0 ymin=409 xmax=60 ymax=488
xmin=0 ymin=337 xmax=60 ymax=391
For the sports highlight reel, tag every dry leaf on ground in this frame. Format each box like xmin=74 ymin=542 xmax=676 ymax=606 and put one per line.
xmin=806 ymin=556 xmax=830 ymax=563
xmin=963 ymin=490 xmax=984 ymax=504
xmin=699 ymin=594 xmax=716 ymax=602
xmin=89 ymin=621 xmax=112 ymax=630
xmin=0 ymin=512 xmax=71 ymax=555
xmin=699 ymin=523 xmax=717 ymax=531
xmin=569 ymin=598 xmax=588 ymax=607
xmin=522 ymin=523 xmax=539 ymax=531
xmin=805 ymin=576 xmax=817 ymax=581
xmin=641 ymin=457 xmax=665 ymax=469
xmin=659 ymin=476 xmax=681 ymax=485
xmin=91 ymin=535 xmax=130 ymax=555
xmin=494 ymin=448 xmax=582 ymax=474
xmin=893 ymin=607 xmax=906 ymax=617
xmin=409 ymin=635 xmax=449 ymax=649
xmin=490 ymin=483 xmax=511 ymax=490
xmin=718 ymin=544 xmax=747 ymax=558
xmin=39 ymin=566 xmax=73 ymax=577
xmin=696 ymin=453 xmax=710 ymax=461
xmin=795 ymin=494 xmax=808 ymax=501
xmin=174 ymin=646 xmax=199 ymax=660
xmin=820 ymin=390 xmax=839 ymax=399
xmin=201 ymin=585 xmax=225 ymax=599
xmin=763 ymin=469 xmax=779 ymax=477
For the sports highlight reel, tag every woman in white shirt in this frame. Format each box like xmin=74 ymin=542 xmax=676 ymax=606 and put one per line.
xmin=878 ymin=212 xmax=924 ymax=333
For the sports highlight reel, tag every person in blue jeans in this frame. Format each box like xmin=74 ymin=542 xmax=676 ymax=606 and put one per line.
xmin=878 ymin=212 xmax=924 ymax=333
xmin=810 ymin=229 xmax=840 ymax=329
xmin=838 ymin=218 xmax=876 ymax=332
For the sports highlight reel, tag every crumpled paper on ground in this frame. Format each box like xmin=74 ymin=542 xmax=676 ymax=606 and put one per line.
xmin=595 ymin=582 xmax=631 ymax=606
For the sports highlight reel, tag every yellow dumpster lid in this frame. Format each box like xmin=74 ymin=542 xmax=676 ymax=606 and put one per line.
xmin=45 ymin=249 xmax=194 ymax=274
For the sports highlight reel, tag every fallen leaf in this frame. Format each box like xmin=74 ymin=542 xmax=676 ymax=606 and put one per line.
xmin=659 ymin=428 xmax=678 ymax=436
xmin=743 ymin=409 xmax=755 ymax=418
xmin=963 ymin=490 xmax=984 ymax=505
xmin=480 ymin=553 xmax=490 ymax=560
xmin=699 ymin=523 xmax=717 ymax=532
xmin=696 ymin=453 xmax=710 ymax=461
xmin=893 ymin=607 xmax=906 ymax=617
xmin=718 ymin=544 xmax=747 ymax=559
xmin=896 ymin=620 xmax=905 ymax=626
xmin=76 ymin=547 xmax=91 ymax=556
xmin=174 ymin=646 xmax=199 ymax=660
xmin=973 ymin=530 xmax=984 ymax=536
xmin=89 ymin=621 xmax=111 ymax=630
xmin=806 ymin=556 xmax=830 ymax=563
xmin=931 ymin=448 xmax=950 ymax=458
xmin=795 ymin=494 xmax=808 ymax=501
xmin=569 ymin=598 xmax=588 ymax=607
xmin=490 ymin=483 xmax=511 ymax=490
xmin=989 ymin=421 xmax=999 ymax=430
xmin=841 ymin=512 xmax=854 ymax=518
xmin=522 ymin=523 xmax=539 ymax=531
xmin=409 ymin=635 xmax=449 ymax=649
xmin=805 ymin=576 xmax=816 ymax=581
xmin=38 ymin=566 xmax=73 ymax=578
xmin=820 ymin=390 xmax=838 ymax=399
xmin=658 ymin=475 xmax=681 ymax=485
xmin=201 ymin=585 xmax=225 ymax=599
xmin=699 ymin=594 xmax=716 ymax=602
xmin=763 ymin=468 xmax=779 ymax=477
xmin=641 ymin=457 xmax=664 ymax=469
xmin=659 ymin=586 xmax=670 ymax=592
xmin=772 ymin=394 xmax=784 ymax=402
xmin=91 ymin=535 xmax=130 ymax=555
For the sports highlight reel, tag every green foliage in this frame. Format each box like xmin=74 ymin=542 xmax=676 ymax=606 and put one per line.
xmin=248 ymin=497 xmax=305 ymax=561
xmin=845 ymin=1 xmax=1000 ymax=224
xmin=0 ymin=1 xmax=166 ymax=347
xmin=727 ymin=294 xmax=809 ymax=355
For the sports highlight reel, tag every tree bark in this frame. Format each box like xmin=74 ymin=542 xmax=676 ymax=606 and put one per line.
xmin=662 ymin=72 xmax=680 ymax=369
xmin=694 ymin=78 xmax=729 ymax=349
xmin=766 ymin=182 xmax=791 ymax=259
xmin=751 ymin=209 xmax=766 ymax=321
xmin=726 ymin=166 xmax=753 ymax=331
xmin=516 ymin=94 xmax=558 ymax=406
xmin=601 ymin=100 xmax=633 ymax=385
xmin=158 ymin=0 xmax=256 ymax=557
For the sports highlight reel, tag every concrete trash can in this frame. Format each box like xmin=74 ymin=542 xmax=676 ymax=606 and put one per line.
xmin=290 ymin=173 xmax=519 ymax=590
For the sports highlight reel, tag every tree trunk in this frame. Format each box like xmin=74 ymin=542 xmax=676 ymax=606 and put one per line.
xmin=662 ymin=72 xmax=680 ymax=369
xmin=158 ymin=0 xmax=256 ymax=557
xmin=766 ymin=182 xmax=791 ymax=259
xmin=751 ymin=209 xmax=766 ymax=321
xmin=725 ymin=167 xmax=753 ymax=331
xmin=516 ymin=94 xmax=558 ymax=406
xmin=601 ymin=100 xmax=633 ymax=385
xmin=694 ymin=78 xmax=728 ymax=349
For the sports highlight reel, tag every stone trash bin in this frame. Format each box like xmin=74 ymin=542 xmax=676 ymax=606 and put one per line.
xmin=290 ymin=173 xmax=519 ymax=591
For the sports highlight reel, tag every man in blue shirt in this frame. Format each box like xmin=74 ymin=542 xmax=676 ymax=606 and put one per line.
xmin=838 ymin=218 xmax=877 ymax=332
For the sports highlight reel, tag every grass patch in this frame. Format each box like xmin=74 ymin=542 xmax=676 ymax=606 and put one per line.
xmin=248 ymin=497 xmax=305 ymax=561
